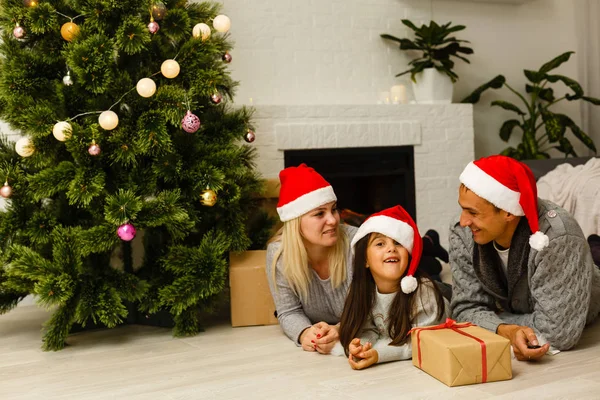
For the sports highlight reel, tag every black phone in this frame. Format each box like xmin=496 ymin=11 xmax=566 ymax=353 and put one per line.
xmin=527 ymin=344 xmax=542 ymax=349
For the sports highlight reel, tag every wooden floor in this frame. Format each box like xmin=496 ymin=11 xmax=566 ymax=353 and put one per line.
xmin=2 ymin=304 xmax=600 ymax=400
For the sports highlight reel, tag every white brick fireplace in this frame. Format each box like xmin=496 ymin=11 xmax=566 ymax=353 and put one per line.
xmin=252 ymin=104 xmax=474 ymax=246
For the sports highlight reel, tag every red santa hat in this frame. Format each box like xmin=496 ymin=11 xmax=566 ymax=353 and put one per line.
xmin=350 ymin=205 xmax=422 ymax=294
xmin=276 ymin=164 xmax=337 ymax=222
xmin=459 ymin=155 xmax=549 ymax=251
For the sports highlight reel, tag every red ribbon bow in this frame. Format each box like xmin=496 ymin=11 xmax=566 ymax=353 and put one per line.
xmin=408 ymin=318 xmax=488 ymax=383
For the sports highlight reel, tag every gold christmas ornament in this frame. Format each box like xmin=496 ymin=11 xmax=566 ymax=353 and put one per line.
xmin=151 ymin=2 xmax=167 ymax=21
xmin=161 ymin=59 xmax=180 ymax=79
xmin=52 ymin=121 xmax=72 ymax=141
xmin=212 ymin=15 xmax=231 ymax=33
xmin=15 ymin=137 xmax=34 ymax=157
xmin=192 ymin=23 xmax=211 ymax=41
xmin=136 ymin=78 xmax=157 ymax=97
xmin=200 ymin=188 xmax=217 ymax=207
xmin=98 ymin=110 xmax=119 ymax=130
xmin=60 ymin=22 xmax=80 ymax=42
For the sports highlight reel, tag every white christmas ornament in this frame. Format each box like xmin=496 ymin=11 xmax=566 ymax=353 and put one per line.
xmin=52 ymin=121 xmax=72 ymax=141
xmin=212 ymin=15 xmax=231 ymax=33
xmin=15 ymin=137 xmax=34 ymax=157
xmin=161 ymin=59 xmax=180 ymax=79
xmin=98 ymin=110 xmax=119 ymax=130
xmin=192 ymin=23 xmax=211 ymax=41
xmin=136 ymin=78 xmax=156 ymax=97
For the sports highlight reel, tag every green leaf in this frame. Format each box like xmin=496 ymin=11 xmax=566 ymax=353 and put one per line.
xmin=582 ymin=96 xmax=600 ymax=105
xmin=555 ymin=138 xmax=577 ymax=157
xmin=567 ymin=122 xmax=597 ymax=153
xmin=526 ymin=84 xmax=555 ymax=102
xmin=399 ymin=39 xmax=421 ymax=51
xmin=461 ymin=75 xmax=506 ymax=103
xmin=524 ymin=69 xmax=544 ymax=84
xmin=499 ymin=120 xmax=522 ymax=142
xmin=538 ymin=51 xmax=574 ymax=75
xmin=500 ymin=146 xmax=522 ymax=160
xmin=491 ymin=100 xmax=526 ymax=116
xmin=546 ymin=74 xmax=583 ymax=100
xmin=380 ymin=34 xmax=402 ymax=44
xmin=401 ymin=19 xmax=420 ymax=32
xmin=540 ymin=111 xmax=566 ymax=143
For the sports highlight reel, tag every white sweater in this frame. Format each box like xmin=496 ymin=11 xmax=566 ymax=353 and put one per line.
xmin=359 ymin=280 xmax=449 ymax=364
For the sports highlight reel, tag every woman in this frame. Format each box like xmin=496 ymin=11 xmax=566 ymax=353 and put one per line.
xmin=266 ymin=164 xmax=357 ymax=354
xmin=266 ymin=164 xmax=451 ymax=354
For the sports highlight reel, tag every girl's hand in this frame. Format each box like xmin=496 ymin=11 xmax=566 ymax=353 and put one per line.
xmin=348 ymin=339 xmax=378 ymax=370
xmin=312 ymin=322 xmax=340 ymax=354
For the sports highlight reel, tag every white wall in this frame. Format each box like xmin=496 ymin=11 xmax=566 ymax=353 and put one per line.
xmin=220 ymin=0 xmax=589 ymax=158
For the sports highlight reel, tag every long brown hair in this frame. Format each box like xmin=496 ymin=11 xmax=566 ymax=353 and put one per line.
xmin=339 ymin=234 xmax=444 ymax=354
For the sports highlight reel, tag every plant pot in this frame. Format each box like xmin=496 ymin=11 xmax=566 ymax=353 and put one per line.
xmin=412 ymin=68 xmax=453 ymax=104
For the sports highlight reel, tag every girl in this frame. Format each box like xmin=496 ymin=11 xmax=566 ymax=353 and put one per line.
xmin=266 ymin=164 xmax=357 ymax=354
xmin=339 ymin=205 xmax=448 ymax=370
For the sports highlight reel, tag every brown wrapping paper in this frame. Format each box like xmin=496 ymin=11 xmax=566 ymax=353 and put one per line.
xmin=229 ymin=250 xmax=279 ymax=327
xmin=411 ymin=323 xmax=512 ymax=387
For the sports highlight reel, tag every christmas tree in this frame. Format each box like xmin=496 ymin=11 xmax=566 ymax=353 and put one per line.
xmin=0 ymin=0 xmax=265 ymax=350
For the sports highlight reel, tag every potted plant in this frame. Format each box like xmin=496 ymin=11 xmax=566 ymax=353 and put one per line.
xmin=381 ymin=20 xmax=473 ymax=104
xmin=462 ymin=51 xmax=598 ymax=160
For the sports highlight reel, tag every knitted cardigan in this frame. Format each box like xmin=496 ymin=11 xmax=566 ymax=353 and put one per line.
xmin=450 ymin=199 xmax=600 ymax=350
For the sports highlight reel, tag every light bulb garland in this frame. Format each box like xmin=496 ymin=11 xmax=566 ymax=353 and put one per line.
xmin=54 ymin=11 xmax=85 ymax=42
xmin=19 ymin=6 xmax=233 ymax=151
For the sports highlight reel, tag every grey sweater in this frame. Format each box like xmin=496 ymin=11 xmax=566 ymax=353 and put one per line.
xmin=266 ymin=225 xmax=358 ymax=344
xmin=450 ymin=199 xmax=600 ymax=350
xmin=359 ymin=281 xmax=449 ymax=363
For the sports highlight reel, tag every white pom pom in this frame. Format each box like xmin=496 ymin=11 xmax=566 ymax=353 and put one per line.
xmin=529 ymin=231 xmax=549 ymax=251
xmin=401 ymin=275 xmax=418 ymax=294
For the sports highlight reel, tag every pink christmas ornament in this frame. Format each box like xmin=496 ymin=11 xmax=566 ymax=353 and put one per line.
xmin=181 ymin=110 xmax=201 ymax=133
xmin=210 ymin=93 xmax=222 ymax=104
xmin=13 ymin=25 xmax=25 ymax=39
xmin=88 ymin=143 xmax=101 ymax=156
xmin=0 ymin=182 xmax=12 ymax=198
xmin=244 ymin=129 xmax=256 ymax=143
xmin=117 ymin=223 xmax=136 ymax=241
xmin=148 ymin=21 xmax=160 ymax=34
xmin=222 ymin=52 xmax=232 ymax=63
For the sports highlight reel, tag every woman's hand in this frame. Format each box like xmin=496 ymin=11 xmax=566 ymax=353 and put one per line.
xmin=347 ymin=338 xmax=378 ymax=370
xmin=312 ymin=322 xmax=340 ymax=354
xmin=299 ymin=326 xmax=318 ymax=352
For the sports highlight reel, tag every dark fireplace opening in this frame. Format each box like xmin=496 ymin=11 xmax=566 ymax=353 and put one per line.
xmin=285 ymin=146 xmax=416 ymax=224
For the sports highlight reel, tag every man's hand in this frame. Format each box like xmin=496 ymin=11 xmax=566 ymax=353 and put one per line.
xmin=347 ymin=338 xmax=378 ymax=370
xmin=312 ymin=322 xmax=340 ymax=354
xmin=497 ymin=324 xmax=550 ymax=361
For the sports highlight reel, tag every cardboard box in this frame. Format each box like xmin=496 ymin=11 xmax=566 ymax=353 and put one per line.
xmin=411 ymin=320 xmax=512 ymax=387
xmin=229 ymin=250 xmax=279 ymax=327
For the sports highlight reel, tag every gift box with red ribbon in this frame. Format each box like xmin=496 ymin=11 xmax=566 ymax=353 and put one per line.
xmin=409 ymin=318 xmax=512 ymax=387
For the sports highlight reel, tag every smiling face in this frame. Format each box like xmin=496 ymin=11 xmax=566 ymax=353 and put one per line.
xmin=365 ymin=233 xmax=410 ymax=293
xmin=299 ymin=201 xmax=340 ymax=248
xmin=458 ymin=185 xmax=514 ymax=246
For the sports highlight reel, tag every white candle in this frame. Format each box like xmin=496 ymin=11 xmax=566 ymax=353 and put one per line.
xmin=391 ymin=84 xmax=407 ymax=104
xmin=379 ymin=91 xmax=391 ymax=105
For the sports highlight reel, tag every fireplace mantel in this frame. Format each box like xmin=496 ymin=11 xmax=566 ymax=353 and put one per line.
xmin=251 ymin=104 xmax=474 ymax=246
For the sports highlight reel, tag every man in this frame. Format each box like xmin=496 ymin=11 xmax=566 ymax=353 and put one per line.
xmin=450 ymin=155 xmax=600 ymax=361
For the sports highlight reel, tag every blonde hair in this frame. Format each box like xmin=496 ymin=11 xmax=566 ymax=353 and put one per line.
xmin=269 ymin=217 xmax=348 ymax=300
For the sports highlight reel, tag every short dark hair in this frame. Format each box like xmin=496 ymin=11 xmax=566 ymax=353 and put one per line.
xmin=459 ymin=183 xmax=502 ymax=213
